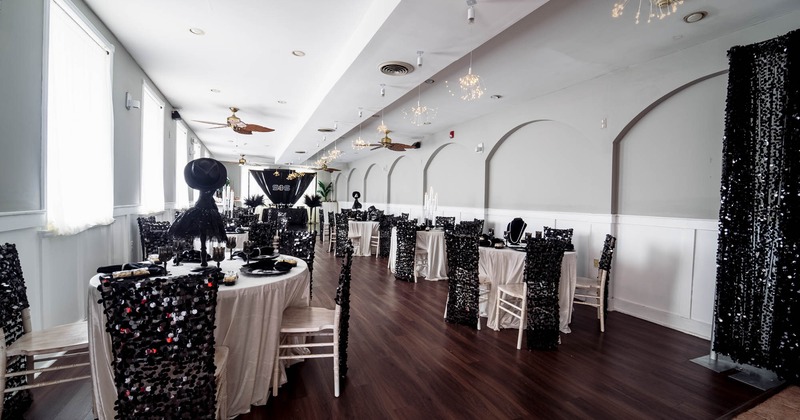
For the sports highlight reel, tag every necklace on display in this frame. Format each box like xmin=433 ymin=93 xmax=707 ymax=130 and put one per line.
xmin=507 ymin=222 xmax=527 ymax=245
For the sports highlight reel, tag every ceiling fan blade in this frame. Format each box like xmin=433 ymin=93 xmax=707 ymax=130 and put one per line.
xmin=244 ymin=123 xmax=274 ymax=133
xmin=326 ymin=168 xmax=341 ymax=172
xmin=370 ymin=146 xmax=382 ymax=151
xmin=233 ymin=127 xmax=253 ymax=135
xmin=192 ymin=120 xmax=228 ymax=126
xmin=388 ymin=143 xmax=411 ymax=151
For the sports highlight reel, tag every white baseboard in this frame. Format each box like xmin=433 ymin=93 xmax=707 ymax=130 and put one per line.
xmin=613 ymin=298 xmax=712 ymax=340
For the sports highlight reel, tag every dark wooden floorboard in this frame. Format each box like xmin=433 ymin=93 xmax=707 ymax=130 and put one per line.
xmin=23 ymin=239 xmax=764 ymax=419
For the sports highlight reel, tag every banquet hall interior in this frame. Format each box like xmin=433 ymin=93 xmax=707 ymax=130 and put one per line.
xmin=1 ymin=0 xmax=799 ymax=418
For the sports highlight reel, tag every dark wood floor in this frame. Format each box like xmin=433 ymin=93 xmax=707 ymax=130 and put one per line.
xmin=25 ymin=239 xmax=766 ymax=419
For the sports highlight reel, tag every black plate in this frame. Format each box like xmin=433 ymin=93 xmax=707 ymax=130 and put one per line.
xmin=250 ymin=253 xmax=279 ymax=261
xmin=240 ymin=266 xmax=291 ymax=276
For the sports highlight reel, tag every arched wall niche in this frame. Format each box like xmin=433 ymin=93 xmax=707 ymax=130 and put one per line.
xmin=487 ymin=119 xmax=602 ymax=213
xmin=363 ymin=163 xmax=386 ymax=206
xmin=613 ymin=71 xmax=727 ymax=219
xmin=425 ymin=142 xmax=483 ymax=209
xmin=388 ymin=155 xmax=422 ymax=205
xmin=347 ymin=167 xmax=362 ymax=202
xmin=335 ymin=171 xmax=348 ymax=202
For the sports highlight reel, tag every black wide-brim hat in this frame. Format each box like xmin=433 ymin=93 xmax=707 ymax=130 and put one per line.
xmin=184 ymin=158 xmax=227 ymax=191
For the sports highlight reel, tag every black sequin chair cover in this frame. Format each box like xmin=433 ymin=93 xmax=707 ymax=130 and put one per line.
xmin=326 ymin=211 xmax=335 ymax=245
xmin=523 ymin=238 xmax=566 ymax=350
xmin=278 ymin=229 xmax=317 ymax=300
xmin=543 ymin=226 xmax=573 ymax=247
xmin=0 ymin=243 xmax=33 ymax=418
xmin=399 ymin=213 xmax=409 ymax=220
xmin=137 ymin=217 xmax=171 ymax=259
xmin=335 ymin=241 xmax=354 ymax=378
xmin=334 ymin=213 xmax=351 ymax=257
xmin=444 ymin=233 xmax=480 ymax=328
xmin=319 ymin=210 xmax=325 ymax=242
xmin=455 ymin=220 xmax=482 ymax=236
xmin=435 ymin=216 xmax=455 ymax=231
xmin=394 ymin=220 xmax=417 ymax=282
xmin=248 ymin=223 xmax=276 ymax=248
xmin=97 ymin=271 xmax=222 ymax=419
xmin=599 ymin=234 xmax=617 ymax=319
xmin=377 ymin=215 xmax=395 ymax=258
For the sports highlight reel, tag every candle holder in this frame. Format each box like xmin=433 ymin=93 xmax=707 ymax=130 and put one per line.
xmin=212 ymin=246 xmax=226 ymax=269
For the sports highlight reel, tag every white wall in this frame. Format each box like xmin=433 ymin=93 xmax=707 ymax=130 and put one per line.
xmin=338 ymin=12 xmax=800 ymax=339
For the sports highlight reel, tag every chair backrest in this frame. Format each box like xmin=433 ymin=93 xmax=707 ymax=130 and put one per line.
xmin=278 ymin=230 xmax=317 ymax=274
xmin=543 ymin=226 xmax=573 ymax=246
xmin=377 ymin=215 xmax=395 ymax=257
xmin=249 ymin=222 xmax=276 ymax=247
xmin=97 ymin=272 xmax=221 ymax=419
xmin=399 ymin=212 xmax=409 ymax=220
xmin=455 ymin=220 xmax=482 ymax=236
xmin=599 ymin=234 xmax=617 ymax=272
xmin=137 ymin=217 xmax=171 ymax=259
xmin=523 ymin=238 xmax=566 ymax=350
xmin=394 ymin=220 xmax=417 ymax=282
xmin=334 ymin=240 xmax=354 ymax=378
xmin=435 ymin=216 xmax=455 ymax=231
xmin=334 ymin=213 xmax=351 ymax=256
xmin=444 ymin=232 xmax=480 ymax=328
xmin=1 ymin=243 xmax=32 ymax=417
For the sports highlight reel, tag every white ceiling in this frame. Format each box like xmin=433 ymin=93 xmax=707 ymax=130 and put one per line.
xmin=83 ymin=0 xmax=799 ymax=167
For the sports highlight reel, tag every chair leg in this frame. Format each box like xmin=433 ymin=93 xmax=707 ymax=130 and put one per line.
xmin=0 ymin=343 xmax=7 ymax=420
xmin=493 ymin=290 xmax=501 ymax=332
xmin=333 ymin=328 xmax=340 ymax=397
xmin=272 ymin=339 xmax=282 ymax=397
xmin=516 ymin=292 xmax=526 ymax=350
xmin=599 ymin=287 xmax=605 ymax=333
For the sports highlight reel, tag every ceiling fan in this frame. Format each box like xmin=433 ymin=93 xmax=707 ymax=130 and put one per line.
xmin=193 ymin=107 xmax=274 ymax=135
xmin=368 ymin=129 xmax=421 ymax=152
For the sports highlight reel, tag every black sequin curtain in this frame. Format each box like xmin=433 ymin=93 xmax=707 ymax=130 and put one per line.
xmin=713 ymin=29 xmax=800 ymax=381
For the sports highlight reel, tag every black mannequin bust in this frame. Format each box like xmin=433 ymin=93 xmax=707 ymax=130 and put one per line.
xmin=505 ymin=218 xmax=527 ymax=245
xmin=351 ymin=191 xmax=362 ymax=209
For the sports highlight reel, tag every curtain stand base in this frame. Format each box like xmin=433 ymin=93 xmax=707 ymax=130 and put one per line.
xmin=690 ymin=354 xmax=738 ymax=373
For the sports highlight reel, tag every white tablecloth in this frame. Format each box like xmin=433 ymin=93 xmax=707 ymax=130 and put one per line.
xmin=481 ymin=247 xmax=577 ymax=333
xmin=388 ymin=228 xmax=448 ymax=281
xmin=88 ymin=257 xmax=309 ymax=419
xmin=348 ymin=221 xmax=379 ymax=256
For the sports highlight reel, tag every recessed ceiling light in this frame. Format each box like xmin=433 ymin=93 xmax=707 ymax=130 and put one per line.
xmin=490 ymin=94 xmax=503 ymax=99
xmin=683 ymin=11 xmax=707 ymax=24
xmin=189 ymin=28 xmax=205 ymax=35
xmin=318 ymin=128 xmax=335 ymax=133
xmin=292 ymin=50 xmax=306 ymax=57
xmin=210 ymin=88 xmax=221 ymax=93
xmin=277 ymin=100 xmax=287 ymax=104
xmin=295 ymin=150 xmax=306 ymax=154
xmin=424 ymin=79 xmax=435 ymax=84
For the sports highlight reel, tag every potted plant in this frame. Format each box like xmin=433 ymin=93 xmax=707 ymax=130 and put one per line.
xmin=317 ymin=181 xmax=333 ymax=202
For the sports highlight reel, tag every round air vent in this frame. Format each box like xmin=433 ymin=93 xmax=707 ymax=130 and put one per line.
xmin=378 ymin=61 xmax=414 ymax=76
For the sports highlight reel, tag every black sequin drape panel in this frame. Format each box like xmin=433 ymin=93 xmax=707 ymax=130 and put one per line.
xmin=713 ymin=29 xmax=800 ymax=381
xmin=1 ymin=244 xmax=32 ymax=419
xmin=97 ymin=272 xmax=221 ymax=419
xmin=524 ymin=239 xmax=565 ymax=351
xmin=444 ymin=233 xmax=480 ymax=328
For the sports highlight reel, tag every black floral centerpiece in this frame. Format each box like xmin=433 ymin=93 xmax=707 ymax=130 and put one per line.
xmin=168 ymin=158 xmax=228 ymax=267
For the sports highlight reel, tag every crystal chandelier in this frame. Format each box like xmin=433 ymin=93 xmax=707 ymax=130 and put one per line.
xmin=352 ymin=124 xmax=369 ymax=150
xmin=458 ymin=51 xmax=484 ymax=101
xmin=403 ymin=85 xmax=437 ymax=126
xmin=612 ymin=0 xmax=683 ymax=24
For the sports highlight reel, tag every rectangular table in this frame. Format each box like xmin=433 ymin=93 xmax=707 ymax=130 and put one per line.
xmin=388 ymin=228 xmax=448 ymax=281
xmin=88 ymin=257 xmax=310 ymax=419
xmin=481 ymin=247 xmax=578 ymax=333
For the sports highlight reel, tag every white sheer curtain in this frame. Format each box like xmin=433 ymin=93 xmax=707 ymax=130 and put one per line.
xmin=140 ymin=83 xmax=164 ymax=213
xmin=175 ymin=121 xmax=190 ymax=208
xmin=46 ymin=0 xmax=114 ymax=235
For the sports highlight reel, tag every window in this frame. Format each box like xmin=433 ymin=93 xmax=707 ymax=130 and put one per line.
xmin=175 ymin=121 xmax=190 ymax=209
xmin=45 ymin=0 xmax=114 ymax=235
xmin=139 ymin=83 xmax=165 ymax=213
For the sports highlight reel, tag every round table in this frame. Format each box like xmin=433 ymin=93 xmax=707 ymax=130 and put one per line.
xmin=88 ymin=256 xmax=309 ymax=419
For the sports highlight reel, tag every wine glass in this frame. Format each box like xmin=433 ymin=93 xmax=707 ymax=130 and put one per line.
xmin=172 ymin=240 xmax=184 ymax=265
xmin=503 ymin=231 xmax=509 ymax=244
xmin=158 ymin=246 xmax=174 ymax=275
xmin=242 ymin=241 xmax=253 ymax=264
xmin=226 ymin=236 xmax=237 ymax=260
xmin=212 ymin=246 xmax=226 ymax=269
